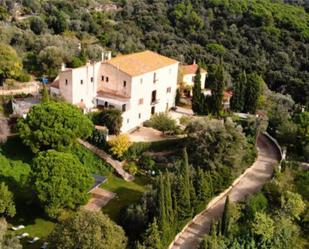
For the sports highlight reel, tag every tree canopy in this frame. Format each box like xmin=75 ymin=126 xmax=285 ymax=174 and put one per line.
xmin=49 ymin=210 xmax=127 ymax=249
xmin=32 ymin=150 xmax=93 ymax=218
xmin=18 ymin=102 xmax=93 ymax=153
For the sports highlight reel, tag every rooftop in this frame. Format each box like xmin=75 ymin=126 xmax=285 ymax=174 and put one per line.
xmin=181 ymin=64 xmax=207 ymax=75
xmin=105 ymin=50 xmax=179 ymax=77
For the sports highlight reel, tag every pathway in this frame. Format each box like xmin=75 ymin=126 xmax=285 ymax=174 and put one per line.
xmin=84 ymin=188 xmax=116 ymax=212
xmin=169 ymin=134 xmax=280 ymax=249
xmin=78 ymin=139 xmax=134 ymax=182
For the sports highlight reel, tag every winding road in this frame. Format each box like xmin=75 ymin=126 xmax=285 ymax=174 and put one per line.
xmin=169 ymin=134 xmax=281 ymax=249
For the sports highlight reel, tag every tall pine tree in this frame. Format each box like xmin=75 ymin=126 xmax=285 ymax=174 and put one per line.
xmin=157 ymin=173 xmax=167 ymax=233
xmin=192 ymin=67 xmax=204 ymax=115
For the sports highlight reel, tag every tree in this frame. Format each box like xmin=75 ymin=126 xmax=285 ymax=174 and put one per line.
xmin=231 ymin=71 xmax=247 ymax=112
xmin=32 ymin=150 xmax=93 ymax=218
xmin=252 ymin=212 xmax=274 ymax=243
xmin=192 ymin=67 xmax=205 ymax=115
xmin=210 ymin=61 xmax=225 ymax=116
xmin=18 ymin=102 xmax=93 ymax=153
xmin=0 ymin=43 xmax=22 ymax=85
xmin=186 ymin=118 xmax=247 ymax=176
xmin=37 ymin=46 xmax=64 ymax=78
xmin=108 ymin=134 xmax=132 ymax=158
xmin=41 ymin=84 xmax=49 ymax=103
xmin=97 ymin=109 xmax=123 ymax=135
xmin=244 ymin=73 xmax=263 ymax=114
xmin=30 ymin=16 xmax=46 ymax=35
xmin=0 ymin=183 xmax=15 ymax=217
xmin=221 ymin=196 xmax=230 ymax=236
xmin=0 ymin=218 xmax=22 ymax=249
xmin=177 ymin=148 xmax=192 ymax=219
xmin=281 ymin=191 xmax=305 ymax=220
xmin=142 ymin=218 xmax=162 ymax=249
xmin=146 ymin=113 xmax=178 ymax=134
xmin=49 ymin=210 xmax=127 ymax=249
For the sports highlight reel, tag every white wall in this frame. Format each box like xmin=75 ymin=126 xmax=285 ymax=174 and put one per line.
xmin=59 ymin=62 xmax=101 ymax=109
xmin=183 ymin=72 xmax=207 ymax=89
xmin=121 ymin=63 xmax=179 ymax=132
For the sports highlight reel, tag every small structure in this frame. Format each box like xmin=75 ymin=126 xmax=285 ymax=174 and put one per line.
xmin=11 ymin=98 xmax=40 ymax=117
xmin=179 ymin=62 xmax=207 ymax=96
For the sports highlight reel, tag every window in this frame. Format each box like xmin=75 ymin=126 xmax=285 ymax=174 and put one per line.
xmin=106 ymin=77 xmax=109 ymax=82
xmin=138 ymin=98 xmax=144 ymax=105
xmin=167 ymin=87 xmax=171 ymax=93
xmin=169 ymin=68 xmax=172 ymax=75
xmin=140 ymin=78 xmax=143 ymax=84
xmin=122 ymin=104 xmax=126 ymax=112
xmin=192 ymin=76 xmax=195 ymax=82
xmin=80 ymin=80 xmax=83 ymax=85
xmin=81 ymin=99 xmax=83 ymax=102
xmin=91 ymin=77 xmax=94 ymax=82
xmin=102 ymin=76 xmax=104 ymax=81
xmin=139 ymin=113 xmax=141 ymax=119
xmin=153 ymin=72 xmax=157 ymax=83
xmin=127 ymin=119 xmax=130 ymax=124
xmin=123 ymin=81 xmax=127 ymax=87
xmin=151 ymin=90 xmax=157 ymax=103
xmin=65 ymin=79 xmax=68 ymax=85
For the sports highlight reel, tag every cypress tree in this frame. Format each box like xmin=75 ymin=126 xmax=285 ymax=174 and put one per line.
xmin=164 ymin=173 xmax=174 ymax=225
xmin=42 ymin=84 xmax=49 ymax=103
xmin=210 ymin=60 xmax=225 ymax=116
xmin=244 ymin=73 xmax=263 ymax=114
xmin=231 ymin=70 xmax=247 ymax=112
xmin=195 ymin=168 xmax=211 ymax=204
xmin=157 ymin=173 xmax=167 ymax=233
xmin=143 ymin=218 xmax=162 ymax=249
xmin=177 ymin=148 xmax=192 ymax=219
xmin=192 ymin=67 xmax=204 ymax=115
xmin=221 ymin=195 xmax=231 ymax=236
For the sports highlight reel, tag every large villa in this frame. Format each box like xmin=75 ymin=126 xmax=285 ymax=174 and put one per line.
xmin=50 ymin=50 xmax=180 ymax=132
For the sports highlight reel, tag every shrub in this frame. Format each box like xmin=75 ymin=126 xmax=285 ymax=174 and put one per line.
xmin=88 ymin=128 xmax=108 ymax=150
xmin=97 ymin=109 xmax=123 ymax=135
xmin=124 ymin=162 xmax=138 ymax=175
xmin=124 ymin=142 xmax=150 ymax=160
xmin=146 ymin=112 xmax=178 ymax=135
xmin=139 ymin=155 xmax=155 ymax=171
xmin=245 ymin=192 xmax=268 ymax=219
xmin=108 ymin=134 xmax=132 ymax=159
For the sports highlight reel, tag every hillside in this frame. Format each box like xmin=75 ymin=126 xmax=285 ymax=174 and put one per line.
xmin=0 ymin=0 xmax=308 ymax=105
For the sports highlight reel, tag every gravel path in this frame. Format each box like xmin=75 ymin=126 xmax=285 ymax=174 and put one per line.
xmin=169 ymin=134 xmax=280 ymax=249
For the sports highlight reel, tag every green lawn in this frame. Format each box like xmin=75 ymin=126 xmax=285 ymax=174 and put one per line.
xmin=102 ymin=173 xmax=151 ymax=222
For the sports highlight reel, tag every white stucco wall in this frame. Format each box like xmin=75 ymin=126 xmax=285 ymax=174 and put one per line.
xmin=120 ymin=63 xmax=179 ymax=132
xmin=59 ymin=62 xmax=101 ymax=109
xmin=182 ymin=72 xmax=207 ymax=89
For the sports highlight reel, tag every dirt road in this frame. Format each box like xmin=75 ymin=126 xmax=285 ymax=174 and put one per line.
xmin=169 ymin=134 xmax=280 ymax=249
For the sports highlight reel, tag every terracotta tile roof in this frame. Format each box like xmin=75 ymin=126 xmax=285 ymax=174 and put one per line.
xmin=49 ymin=80 xmax=59 ymax=89
xmin=105 ymin=50 xmax=179 ymax=77
xmin=181 ymin=64 xmax=207 ymax=75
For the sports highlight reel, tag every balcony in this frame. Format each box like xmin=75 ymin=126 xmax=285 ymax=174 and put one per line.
xmin=96 ymin=91 xmax=130 ymax=112
xmin=150 ymin=99 xmax=160 ymax=105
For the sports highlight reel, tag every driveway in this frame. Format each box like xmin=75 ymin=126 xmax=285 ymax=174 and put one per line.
xmin=169 ymin=134 xmax=280 ymax=249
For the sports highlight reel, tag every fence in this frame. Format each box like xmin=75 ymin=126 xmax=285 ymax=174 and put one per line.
xmin=0 ymin=82 xmax=40 ymax=96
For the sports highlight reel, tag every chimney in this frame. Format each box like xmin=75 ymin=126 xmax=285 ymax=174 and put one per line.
xmin=101 ymin=51 xmax=112 ymax=62
xmin=61 ymin=63 xmax=66 ymax=71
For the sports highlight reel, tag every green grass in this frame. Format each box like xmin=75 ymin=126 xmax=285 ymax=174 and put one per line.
xmin=102 ymin=173 xmax=151 ymax=222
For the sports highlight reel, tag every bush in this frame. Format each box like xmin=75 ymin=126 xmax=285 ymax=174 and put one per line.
xmin=108 ymin=134 xmax=132 ymax=159
xmin=146 ymin=112 xmax=178 ymax=135
xmin=245 ymin=192 xmax=268 ymax=219
xmin=124 ymin=162 xmax=138 ymax=175
xmin=87 ymin=128 xmax=108 ymax=150
xmin=96 ymin=109 xmax=123 ymax=135
xmin=16 ymin=71 xmax=31 ymax=82
xmin=139 ymin=155 xmax=155 ymax=171
xmin=124 ymin=142 xmax=150 ymax=160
